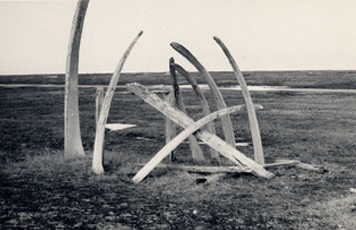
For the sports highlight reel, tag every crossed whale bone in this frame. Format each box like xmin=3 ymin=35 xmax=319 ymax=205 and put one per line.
xmin=126 ymin=83 xmax=275 ymax=183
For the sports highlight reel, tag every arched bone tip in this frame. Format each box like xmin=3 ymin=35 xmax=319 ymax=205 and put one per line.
xmin=213 ymin=36 xmax=221 ymax=43
xmin=170 ymin=42 xmax=180 ymax=48
xmin=138 ymin=31 xmax=144 ymax=36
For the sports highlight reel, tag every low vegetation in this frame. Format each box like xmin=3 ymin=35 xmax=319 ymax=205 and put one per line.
xmin=1 ymin=71 xmax=356 ymax=229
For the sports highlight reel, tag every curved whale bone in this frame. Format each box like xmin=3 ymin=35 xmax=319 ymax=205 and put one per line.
xmin=165 ymin=87 xmax=177 ymax=162
xmin=170 ymin=42 xmax=237 ymax=148
xmin=64 ymin=0 xmax=90 ymax=157
xmin=214 ymin=36 xmax=265 ymax=165
xmin=92 ymin=31 xmax=143 ymax=175
xmin=169 ymin=57 xmax=205 ymax=163
xmin=171 ymin=63 xmax=220 ymax=164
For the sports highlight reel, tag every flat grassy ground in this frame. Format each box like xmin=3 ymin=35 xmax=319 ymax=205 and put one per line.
xmin=1 ymin=71 xmax=356 ymax=229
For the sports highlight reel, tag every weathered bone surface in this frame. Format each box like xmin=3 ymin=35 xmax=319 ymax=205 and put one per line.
xmin=169 ymin=58 xmax=205 ymax=163
xmin=214 ymin=36 xmax=265 ymax=165
xmin=126 ymin=83 xmax=275 ymax=182
xmin=170 ymin=42 xmax=237 ymax=148
xmin=137 ymin=160 xmax=301 ymax=173
xmin=92 ymin=31 xmax=143 ymax=174
xmin=171 ymin=63 xmax=220 ymax=163
xmin=64 ymin=0 xmax=89 ymax=157
xmin=105 ymin=123 xmax=136 ymax=132
xmin=138 ymin=163 xmax=252 ymax=174
xmin=95 ymin=86 xmax=104 ymax=125
xmin=165 ymin=88 xmax=177 ymax=162
xmin=131 ymin=103 xmax=250 ymax=183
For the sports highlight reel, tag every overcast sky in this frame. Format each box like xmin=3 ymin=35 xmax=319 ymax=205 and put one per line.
xmin=0 ymin=0 xmax=355 ymax=74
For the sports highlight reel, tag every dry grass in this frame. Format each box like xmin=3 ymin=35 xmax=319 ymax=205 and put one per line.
xmin=1 ymin=71 xmax=356 ymax=229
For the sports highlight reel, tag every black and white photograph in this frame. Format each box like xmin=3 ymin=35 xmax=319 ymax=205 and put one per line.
xmin=1 ymin=0 xmax=356 ymax=229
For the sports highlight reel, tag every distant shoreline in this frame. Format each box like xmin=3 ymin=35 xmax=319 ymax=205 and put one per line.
xmin=2 ymin=83 xmax=356 ymax=94
xmin=1 ymin=71 xmax=356 ymax=90
xmin=1 ymin=70 xmax=355 ymax=77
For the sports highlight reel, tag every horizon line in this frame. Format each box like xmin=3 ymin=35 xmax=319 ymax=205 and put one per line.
xmin=1 ymin=69 xmax=355 ymax=76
